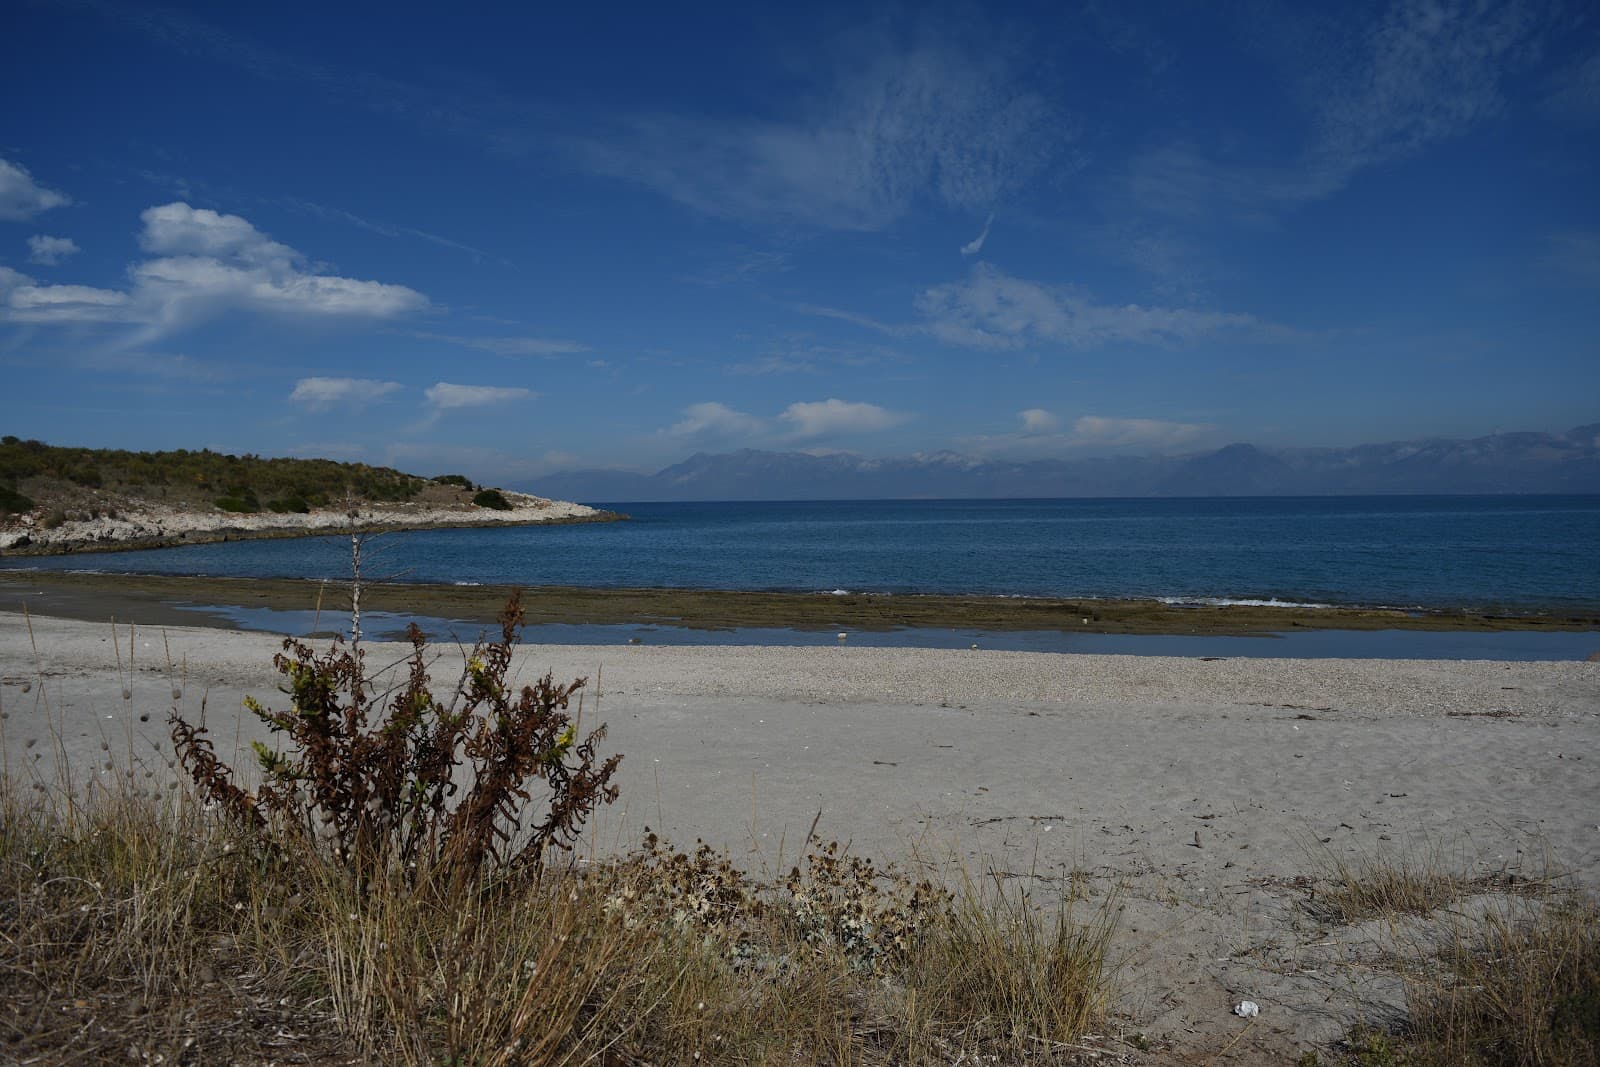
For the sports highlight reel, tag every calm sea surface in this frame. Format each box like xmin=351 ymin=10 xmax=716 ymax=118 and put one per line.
xmin=7 ymin=496 xmax=1599 ymax=613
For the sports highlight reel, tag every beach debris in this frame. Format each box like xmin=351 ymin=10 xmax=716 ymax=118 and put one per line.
xmin=1233 ymin=1000 xmax=1260 ymax=1018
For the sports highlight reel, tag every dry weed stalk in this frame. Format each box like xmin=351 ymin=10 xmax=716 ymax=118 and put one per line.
xmin=169 ymin=591 xmax=621 ymax=890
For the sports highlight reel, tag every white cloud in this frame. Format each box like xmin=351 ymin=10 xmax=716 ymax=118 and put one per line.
xmin=27 ymin=235 xmax=80 ymax=265
xmin=665 ymin=398 xmax=906 ymax=443
xmin=289 ymin=376 xmax=403 ymax=411
xmin=140 ymin=203 xmax=293 ymax=261
xmin=668 ymin=401 xmax=767 ymax=438
xmin=960 ymin=214 xmax=994 ymax=256
xmin=1 ymin=263 xmax=133 ymax=323
xmin=575 ymin=29 xmax=1067 ymax=230
xmin=1019 ymin=408 xmax=1058 ymax=433
xmin=419 ymin=331 xmax=590 ymax=356
xmin=1069 ymin=415 xmax=1210 ymax=449
xmin=0 ymin=202 xmax=426 ymax=333
xmin=729 ymin=354 xmax=820 ymax=376
xmin=917 ymin=264 xmax=1264 ymax=349
xmin=0 ymin=158 xmax=69 ymax=221
xmin=471 ymin=337 xmax=588 ymax=356
xmin=965 ymin=413 xmax=1215 ymax=459
xmin=132 ymin=203 xmax=425 ymax=323
xmin=780 ymin=398 xmax=904 ymax=438
xmin=424 ymin=382 xmax=533 ymax=409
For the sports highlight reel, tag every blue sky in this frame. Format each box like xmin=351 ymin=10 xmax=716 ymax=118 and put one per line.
xmin=2 ymin=0 xmax=1597 ymax=484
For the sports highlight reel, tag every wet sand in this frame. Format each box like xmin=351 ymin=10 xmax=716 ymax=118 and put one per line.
xmin=2 ymin=569 xmax=1595 ymax=637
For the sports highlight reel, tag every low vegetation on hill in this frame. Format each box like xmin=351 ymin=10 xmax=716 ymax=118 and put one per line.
xmin=0 ymin=435 xmax=495 ymax=518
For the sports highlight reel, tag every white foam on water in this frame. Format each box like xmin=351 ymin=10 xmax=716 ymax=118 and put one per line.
xmin=1156 ymin=596 xmax=1335 ymax=609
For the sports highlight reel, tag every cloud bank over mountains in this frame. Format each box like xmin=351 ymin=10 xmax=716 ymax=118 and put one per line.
xmin=528 ymin=424 xmax=1600 ymax=502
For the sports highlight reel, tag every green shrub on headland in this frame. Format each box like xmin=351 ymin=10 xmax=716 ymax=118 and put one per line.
xmin=0 ymin=437 xmax=449 ymax=512
xmin=473 ymin=488 xmax=512 ymax=510
xmin=214 ymin=486 xmax=261 ymax=513
xmin=0 ymin=484 xmax=32 ymax=515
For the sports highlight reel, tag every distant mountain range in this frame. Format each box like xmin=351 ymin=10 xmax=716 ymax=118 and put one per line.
xmin=522 ymin=424 xmax=1600 ymax=503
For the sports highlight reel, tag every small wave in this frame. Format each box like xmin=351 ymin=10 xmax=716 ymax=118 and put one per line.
xmin=827 ymin=588 xmax=850 ymax=596
xmin=1156 ymin=596 xmax=1333 ymax=609
xmin=452 ymin=580 xmax=483 ymax=587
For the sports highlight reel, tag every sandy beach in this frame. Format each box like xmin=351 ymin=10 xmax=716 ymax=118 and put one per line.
xmin=3 ymin=607 xmax=1595 ymax=1062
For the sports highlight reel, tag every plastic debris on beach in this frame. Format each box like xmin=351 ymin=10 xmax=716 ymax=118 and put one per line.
xmin=1234 ymin=1001 xmax=1260 ymax=1018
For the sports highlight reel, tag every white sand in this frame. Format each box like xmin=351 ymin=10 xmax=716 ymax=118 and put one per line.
xmin=3 ymin=610 xmax=1596 ymax=1062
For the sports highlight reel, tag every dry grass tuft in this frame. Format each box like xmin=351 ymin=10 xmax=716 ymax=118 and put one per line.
xmin=0 ymin=780 xmax=361 ymax=1064
xmin=1310 ymin=845 xmax=1538 ymax=927
xmin=1343 ymin=895 xmax=1600 ymax=1066
xmin=0 ymin=775 xmax=1123 ymax=1064
xmin=1324 ymin=847 xmax=1600 ymax=1067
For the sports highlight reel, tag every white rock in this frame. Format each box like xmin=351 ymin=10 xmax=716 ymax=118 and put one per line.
xmin=1233 ymin=1000 xmax=1260 ymax=1018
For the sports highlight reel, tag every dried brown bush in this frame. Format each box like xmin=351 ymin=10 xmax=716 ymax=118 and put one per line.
xmin=169 ymin=591 xmax=621 ymax=889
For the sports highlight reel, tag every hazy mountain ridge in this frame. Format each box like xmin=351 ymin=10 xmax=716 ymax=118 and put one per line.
xmin=524 ymin=425 xmax=1600 ymax=503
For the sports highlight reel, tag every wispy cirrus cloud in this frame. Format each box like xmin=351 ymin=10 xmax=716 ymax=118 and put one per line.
xmin=915 ymin=264 xmax=1268 ymax=350
xmin=277 ymin=196 xmax=512 ymax=265
xmin=726 ymin=338 xmax=907 ymax=377
xmin=1128 ymin=0 xmax=1555 ymax=225
xmin=1545 ymin=229 xmax=1600 ymax=289
xmin=960 ymin=214 xmax=994 ymax=256
xmin=1544 ymin=46 xmax=1600 ymax=123
xmin=289 ymin=376 xmax=403 ymax=411
xmin=574 ymin=25 xmax=1067 ymax=230
xmin=791 ymin=263 xmax=1272 ymax=351
xmin=0 ymin=158 xmax=69 ymax=221
xmin=1 ymin=202 xmax=426 ymax=334
xmin=679 ymin=248 xmax=794 ymax=288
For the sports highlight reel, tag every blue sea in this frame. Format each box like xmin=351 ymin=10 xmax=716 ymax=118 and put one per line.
xmin=6 ymin=496 xmax=1598 ymax=658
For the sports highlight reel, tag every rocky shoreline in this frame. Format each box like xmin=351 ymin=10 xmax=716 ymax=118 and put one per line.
xmin=0 ymin=491 xmax=621 ymax=556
